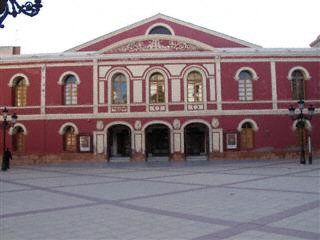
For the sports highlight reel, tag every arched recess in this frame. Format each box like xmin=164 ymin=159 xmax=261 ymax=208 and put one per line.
xmin=59 ymin=122 xmax=79 ymax=135
xmin=9 ymin=123 xmax=28 ymax=135
xmin=291 ymin=120 xmax=312 ymax=131
xmin=104 ymin=122 xmax=134 ymax=159
xmin=57 ymin=71 xmax=81 ymax=85
xmin=144 ymin=67 xmax=170 ymax=107
xmin=237 ymin=119 xmax=259 ymax=132
xmin=142 ymin=121 xmax=173 ymax=159
xmin=8 ymin=73 xmax=30 ymax=87
xmin=182 ymin=120 xmax=211 ymax=158
xmin=145 ymin=23 xmax=175 ymax=35
xmin=234 ymin=67 xmax=259 ymax=81
xmin=182 ymin=66 xmax=208 ymax=104
xmin=287 ymin=66 xmax=311 ymax=80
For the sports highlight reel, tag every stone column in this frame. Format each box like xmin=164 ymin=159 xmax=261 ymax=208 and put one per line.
xmin=170 ymin=130 xmax=185 ymax=161
xmin=131 ymin=130 xmax=145 ymax=162
xmin=209 ymin=128 xmax=224 ymax=159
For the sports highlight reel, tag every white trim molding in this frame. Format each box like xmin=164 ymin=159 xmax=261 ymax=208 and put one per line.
xmin=58 ymin=122 xmax=79 ymax=135
xmin=234 ymin=67 xmax=259 ymax=81
xmin=292 ymin=120 xmax=312 ymax=131
xmin=237 ymin=119 xmax=259 ymax=132
xmin=9 ymin=123 xmax=28 ymax=135
xmin=57 ymin=71 xmax=81 ymax=85
xmin=287 ymin=66 xmax=311 ymax=80
xmin=8 ymin=73 xmax=30 ymax=87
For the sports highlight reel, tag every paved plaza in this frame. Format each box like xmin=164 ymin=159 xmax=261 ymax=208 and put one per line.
xmin=0 ymin=159 xmax=319 ymax=240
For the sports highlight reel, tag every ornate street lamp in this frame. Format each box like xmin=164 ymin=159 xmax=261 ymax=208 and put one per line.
xmin=288 ymin=99 xmax=315 ymax=164
xmin=0 ymin=0 xmax=42 ymax=28
xmin=2 ymin=107 xmax=18 ymax=165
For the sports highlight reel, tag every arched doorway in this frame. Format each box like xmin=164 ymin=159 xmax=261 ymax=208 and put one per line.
xmin=12 ymin=126 xmax=25 ymax=153
xmin=184 ymin=123 xmax=209 ymax=158
xmin=240 ymin=122 xmax=254 ymax=150
xmin=107 ymin=125 xmax=131 ymax=160
xmin=145 ymin=124 xmax=170 ymax=160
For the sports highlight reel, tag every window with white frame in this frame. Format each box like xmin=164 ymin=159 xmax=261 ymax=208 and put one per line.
xmin=13 ymin=77 xmax=28 ymax=107
xmin=112 ymin=73 xmax=127 ymax=104
xmin=187 ymin=71 xmax=203 ymax=102
xmin=149 ymin=73 xmax=165 ymax=104
xmin=64 ymin=75 xmax=78 ymax=105
xmin=291 ymin=70 xmax=305 ymax=100
xmin=238 ymin=70 xmax=253 ymax=101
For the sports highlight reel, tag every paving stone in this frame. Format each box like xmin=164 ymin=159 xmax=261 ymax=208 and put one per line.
xmin=0 ymin=159 xmax=319 ymax=240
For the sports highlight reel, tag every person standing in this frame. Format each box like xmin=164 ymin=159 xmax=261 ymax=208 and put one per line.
xmin=1 ymin=148 xmax=12 ymax=171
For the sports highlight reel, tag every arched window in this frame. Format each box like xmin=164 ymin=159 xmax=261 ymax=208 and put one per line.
xmin=291 ymin=70 xmax=305 ymax=100
xmin=238 ymin=70 xmax=253 ymax=101
xmin=187 ymin=71 xmax=203 ymax=102
xmin=149 ymin=26 xmax=172 ymax=35
xmin=13 ymin=77 xmax=27 ymax=107
xmin=240 ymin=122 xmax=254 ymax=149
xmin=149 ymin=73 xmax=165 ymax=104
xmin=64 ymin=75 xmax=78 ymax=105
xmin=64 ymin=126 xmax=77 ymax=152
xmin=12 ymin=126 xmax=25 ymax=152
xmin=112 ymin=73 xmax=127 ymax=104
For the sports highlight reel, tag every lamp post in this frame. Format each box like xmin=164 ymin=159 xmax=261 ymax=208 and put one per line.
xmin=2 ymin=107 xmax=18 ymax=164
xmin=288 ymin=99 xmax=315 ymax=164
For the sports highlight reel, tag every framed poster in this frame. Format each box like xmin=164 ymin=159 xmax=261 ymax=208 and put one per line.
xmin=79 ymin=135 xmax=92 ymax=152
xmin=226 ymin=132 xmax=238 ymax=150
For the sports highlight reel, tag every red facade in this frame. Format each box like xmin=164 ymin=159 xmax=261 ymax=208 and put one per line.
xmin=0 ymin=14 xmax=319 ymax=164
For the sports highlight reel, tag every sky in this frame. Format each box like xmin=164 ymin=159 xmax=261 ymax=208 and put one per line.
xmin=0 ymin=0 xmax=319 ymax=54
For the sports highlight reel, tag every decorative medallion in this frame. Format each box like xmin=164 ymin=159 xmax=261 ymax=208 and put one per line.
xmin=173 ymin=119 xmax=181 ymax=130
xmin=134 ymin=120 xmax=142 ymax=130
xmin=211 ymin=118 xmax=220 ymax=128
xmin=96 ymin=120 xmax=104 ymax=130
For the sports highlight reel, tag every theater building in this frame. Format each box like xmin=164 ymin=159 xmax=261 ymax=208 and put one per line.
xmin=0 ymin=14 xmax=319 ymax=164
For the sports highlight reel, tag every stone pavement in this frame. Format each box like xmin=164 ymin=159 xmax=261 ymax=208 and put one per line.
xmin=0 ymin=159 xmax=319 ymax=240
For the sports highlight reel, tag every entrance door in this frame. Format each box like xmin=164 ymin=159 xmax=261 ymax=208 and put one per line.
xmin=184 ymin=123 xmax=208 ymax=156
xmin=145 ymin=124 xmax=170 ymax=158
xmin=108 ymin=125 xmax=131 ymax=158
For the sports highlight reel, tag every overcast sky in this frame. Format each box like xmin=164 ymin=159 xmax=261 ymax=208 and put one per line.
xmin=0 ymin=0 xmax=318 ymax=54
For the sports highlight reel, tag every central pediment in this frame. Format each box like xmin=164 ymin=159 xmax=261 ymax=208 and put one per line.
xmin=67 ymin=14 xmax=261 ymax=52
xmin=101 ymin=36 xmax=215 ymax=54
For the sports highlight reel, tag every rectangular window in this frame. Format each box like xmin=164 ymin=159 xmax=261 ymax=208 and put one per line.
xmin=292 ymin=79 xmax=305 ymax=100
xmin=65 ymin=83 xmax=77 ymax=105
xmin=187 ymin=81 xmax=202 ymax=102
xmin=16 ymin=84 xmax=27 ymax=107
xmin=239 ymin=79 xmax=253 ymax=101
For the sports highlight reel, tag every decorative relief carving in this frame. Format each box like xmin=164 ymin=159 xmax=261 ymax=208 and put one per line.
xmin=149 ymin=105 xmax=166 ymax=112
xmin=187 ymin=104 xmax=204 ymax=111
xmin=108 ymin=39 xmax=205 ymax=53
xmin=96 ymin=121 xmax=104 ymax=130
xmin=211 ymin=118 xmax=220 ymax=128
xmin=111 ymin=106 xmax=128 ymax=113
xmin=173 ymin=119 xmax=181 ymax=130
xmin=134 ymin=120 xmax=142 ymax=130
